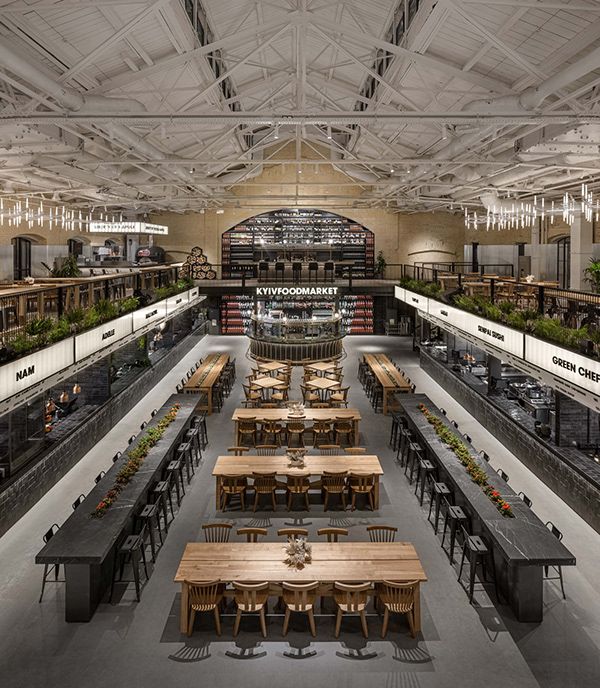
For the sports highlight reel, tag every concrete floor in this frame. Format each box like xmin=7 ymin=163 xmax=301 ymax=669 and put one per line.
xmin=0 ymin=335 xmax=598 ymax=688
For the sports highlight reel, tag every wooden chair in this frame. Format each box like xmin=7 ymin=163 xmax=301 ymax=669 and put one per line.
xmin=282 ymin=581 xmax=319 ymax=637
xmin=261 ymin=420 xmax=284 ymax=446
xmin=233 ymin=581 xmax=270 ymax=638
xmin=367 ymin=525 xmax=397 ymax=542
xmin=322 ymin=471 xmax=347 ymax=511
xmin=334 ymin=417 xmax=353 ymax=446
xmin=220 ymin=475 xmax=248 ymax=511
xmin=237 ymin=527 xmax=268 ymax=542
xmin=301 ymin=384 xmax=319 ymax=406
xmin=330 ymin=386 xmax=350 ymax=408
xmin=256 ymin=444 xmax=278 ymax=455
xmin=271 ymin=385 xmax=289 ymax=404
xmin=317 ymin=527 xmax=348 ymax=542
xmin=319 ymin=444 xmax=341 ymax=455
xmin=379 ymin=580 xmax=418 ymax=638
xmin=333 ymin=581 xmax=371 ymax=638
xmin=202 ymin=523 xmax=233 ymax=542
xmin=287 ymin=421 xmax=306 ymax=448
xmin=277 ymin=527 xmax=309 ymax=540
xmin=228 ymin=446 xmax=249 ymax=455
xmin=286 ymin=474 xmax=311 ymax=511
xmin=238 ymin=418 xmax=258 ymax=446
xmin=242 ymin=384 xmax=261 ymax=408
xmin=185 ymin=579 xmax=224 ymax=636
xmin=344 ymin=447 xmax=366 ymax=454
xmin=348 ymin=473 xmax=375 ymax=511
xmin=312 ymin=419 xmax=332 ymax=447
xmin=252 ymin=472 xmax=278 ymax=511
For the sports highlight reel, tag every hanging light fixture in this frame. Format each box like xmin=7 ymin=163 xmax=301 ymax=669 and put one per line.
xmin=59 ymin=389 xmax=69 ymax=403
xmin=72 ymin=382 xmax=81 ymax=394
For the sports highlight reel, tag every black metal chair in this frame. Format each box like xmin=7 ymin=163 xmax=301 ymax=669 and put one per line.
xmin=39 ymin=524 xmax=64 ymax=602
xmin=72 ymin=494 xmax=86 ymax=511
xmin=518 ymin=491 xmax=532 ymax=508
xmin=94 ymin=471 xmax=106 ymax=484
xmin=128 ymin=434 xmax=137 ymax=445
xmin=110 ymin=526 xmax=149 ymax=603
xmin=112 ymin=451 xmax=123 ymax=463
xmin=496 ymin=468 xmax=509 ymax=483
xmin=544 ymin=521 xmax=566 ymax=599
xmin=458 ymin=525 xmax=500 ymax=603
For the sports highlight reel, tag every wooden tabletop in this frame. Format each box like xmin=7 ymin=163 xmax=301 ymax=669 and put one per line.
xmin=364 ymin=353 xmax=411 ymax=390
xmin=306 ymin=377 xmax=341 ymax=391
xmin=174 ymin=542 xmax=426 ymax=584
xmin=233 ymin=408 xmax=361 ymax=422
xmin=305 ymin=361 xmax=338 ymax=373
xmin=213 ymin=454 xmax=383 ymax=477
xmin=183 ymin=353 xmax=229 ymax=391
xmin=252 ymin=376 xmax=287 ymax=390
xmin=258 ymin=361 xmax=288 ymax=373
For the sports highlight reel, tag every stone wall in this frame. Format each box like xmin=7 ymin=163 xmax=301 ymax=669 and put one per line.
xmin=421 ymin=350 xmax=600 ymax=534
xmin=0 ymin=326 xmax=206 ymax=537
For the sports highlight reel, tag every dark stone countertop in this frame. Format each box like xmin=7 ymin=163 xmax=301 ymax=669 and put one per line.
xmin=403 ymin=394 xmax=576 ymax=567
xmin=35 ymin=394 xmax=198 ymax=565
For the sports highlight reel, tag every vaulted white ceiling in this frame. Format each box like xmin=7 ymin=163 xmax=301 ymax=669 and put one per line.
xmin=2 ymin=0 xmax=600 ymax=214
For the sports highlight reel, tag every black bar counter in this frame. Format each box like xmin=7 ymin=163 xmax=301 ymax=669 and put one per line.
xmin=402 ymin=394 xmax=575 ymax=622
xmin=36 ymin=393 xmax=198 ymax=622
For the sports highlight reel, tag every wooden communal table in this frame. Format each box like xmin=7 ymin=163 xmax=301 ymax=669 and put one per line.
xmin=174 ymin=542 xmax=427 ymax=634
xmin=232 ymin=408 xmax=362 ymax=445
xmin=363 ymin=353 xmax=411 ymax=414
xmin=213 ymin=454 xmax=383 ymax=509
xmin=182 ymin=353 xmax=229 ymax=414
xmin=304 ymin=361 xmax=338 ymax=375
xmin=404 ymin=395 xmax=576 ymax=622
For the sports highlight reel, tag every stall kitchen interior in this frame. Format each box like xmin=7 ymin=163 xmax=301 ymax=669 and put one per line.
xmin=2 ymin=2 xmax=600 ymax=688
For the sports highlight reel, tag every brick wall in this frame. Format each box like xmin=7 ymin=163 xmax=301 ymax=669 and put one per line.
xmin=0 ymin=327 xmax=206 ymax=537
xmin=421 ymin=351 xmax=600 ymax=534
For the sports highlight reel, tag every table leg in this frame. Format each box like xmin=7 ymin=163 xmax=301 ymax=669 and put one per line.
xmin=206 ymin=386 xmax=213 ymax=415
xmin=413 ymin=581 xmax=422 ymax=633
xmin=353 ymin=420 xmax=359 ymax=446
xmin=235 ymin=421 xmax=240 ymax=446
xmin=180 ymin=582 xmax=189 ymax=634
xmin=507 ymin=565 xmax=543 ymax=622
xmin=383 ymin=388 xmax=388 ymax=415
xmin=64 ymin=563 xmax=103 ymax=622
xmin=215 ymin=476 xmax=221 ymax=510
xmin=373 ymin=476 xmax=380 ymax=509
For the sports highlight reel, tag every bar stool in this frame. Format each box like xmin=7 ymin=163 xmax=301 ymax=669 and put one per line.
xmin=177 ymin=441 xmax=195 ymax=482
xmin=110 ymin=526 xmax=149 ymax=603
xmin=389 ymin=413 xmax=405 ymax=451
xmin=371 ymin=384 xmax=383 ymax=413
xmin=292 ymin=262 xmax=302 ymax=284
xmin=404 ymin=442 xmax=422 ymax=483
xmin=414 ymin=458 xmax=436 ymax=505
xmin=165 ymin=459 xmax=186 ymax=507
xmin=152 ymin=480 xmax=174 ymax=532
xmin=458 ymin=526 xmax=499 ymax=603
xmin=275 ymin=262 xmax=285 ymax=283
xmin=135 ymin=503 xmax=163 ymax=563
xmin=308 ymin=261 xmax=318 ymax=282
xmin=427 ymin=480 xmax=451 ymax=533
xmin=38 ymin=524 xmax=63 ymax=602
xmin=185 ymin=428 xmax=203 ymax=467
xmin=441 ymin=498 xmax=468 ymax=564
xmin=212 ymin=382 xmax=224 ymax=413
xmin=397 ymin=427 xmax=412 ymax=465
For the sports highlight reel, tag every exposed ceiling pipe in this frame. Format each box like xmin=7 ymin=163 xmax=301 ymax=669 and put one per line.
xmin=330 ymin=147 xmax=380 ymax=183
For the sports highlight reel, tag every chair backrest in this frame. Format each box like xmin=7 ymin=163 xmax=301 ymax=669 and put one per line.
xmin=479 ymin=450 xmax=490 ymax=462
xmin=344 ymin=447 xmax=366 ymax=454
xmin=319 ymin=444 xmax=341 ymax=455
xmin=140 ymin=421 xmax=148 ymax=430
xmin=239 ymin=419 xmax=257 ymax=432
xmin=227 ymin=446 xmax=249 ymax=455
xmin=497 ymin=468 xmax=510 ymax=483
xmin=334 ymin=417 xmax=352 ymax=430
xmin=256 ymin=444 xmax=278 ymax=455
xmin=333 ymin=581 xmax=371 ymax=610
xmin=286 ymin=473 xmax=310 ymax=490
xmin=72 ymin=494 xmax=86 ymax=511
xmin=221 ymin=475 xmax=247 ymax=492
xmin=252 ymin=472 xmax=277 ymax=492
xmin=546 ymin=521 xmax=563 ymax=541
xmin=367 ymin=525 xmax=397 ymax=542
xmin=348 ymin=473 xmax=374 ymax=490
xmin=94 ymin=471 xmax=106 ymax=484
xmin=518 ymin=491 xmax=533 ymax=508
xmin=317 ymin=527 xmax=348 ymax=542
xmin=278 ymin=527 xmax=309 ymax=540
xmin=380 ymin=580 xmax=418 ymax=608
xmin=237 ymin=527 xmax=268 ymax=542
xmin=202 ymin=523 xmax=233 ymax=543
xmin=43 ymin=523 xmax=60 ymax=544
xmin=322 ymin=471 xmax=347 ymax=491
xmin=262 ymin=420 xmax=282 ymax=434
xmin=313 ymin=419 xmax=331 ymax=432
xmin=287 ymin=421 xmax=305 ymax=433
xmin=282 ymin=581 xmax=319 ymax=610
xmin=232 ymin=581 xmax=269 ymax=610
xmin=128 ymin=434 xmax=137 ymax=444
xmin=185 ymin=579 xmax=222 ymax=608
xmin=112 ymin=451 xmax=122 ymax=463
xmin=332 ymin=386 xmax=349 ymax=398
xmin=243 ymin=384 xmax=257 ymax=397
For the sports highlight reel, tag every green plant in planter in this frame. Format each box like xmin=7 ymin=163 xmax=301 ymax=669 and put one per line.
xmin=9 ymin=334 xmax=36 ymax=355
xmin=119 ymin=296 xmax=139 ymax=314
xmin=25 ymin=317 xmax=54 ymax=338
xmin=64 ymin=307 xmax=86 ymax=330
xmin=93 ymin=299 xmax=117 ymax=322
xmin=375 ymin=251 xmax=387 ymax=277
xmin=48 ymin=317 xmax=71 ymax=342
xmin=42 ymin=255 xmax=82 ymax=278
xmin=584 ymin=259 xmax=600 ymax=293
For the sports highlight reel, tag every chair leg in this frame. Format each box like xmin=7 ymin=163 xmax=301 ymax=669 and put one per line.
xmin=259 ymin=607 xmax=267 ymax=638
xmin=131 ymin=550 xmax=141 ymax=602
xmin=214 ymin=606 xmax=222 ymax=636
xmin=308 ymin=608 xmax=317 ymax=637
xmin=334 ymin=608 xmax=343 ymax=638
xmin=324 ymin=492 xmax=329 ymax=512
xmin=407 ymin=609 xmax=416 ymax=638
xmin=240 ymin=491 xmax=245 ymax=512
xmin=253 ymin=491 xmax=259 ymax=512
xmin=305 ymin=492 xmax=310 ymax=511
xmin=559 ymin=567 xmax=566 ymax=599
xmin=271 ymin=491 xmax=277 ymax=511
xmin=39 ymin=565 xmax=49 ymax=603
xmin=233 ymin=609 xmax=242 ymax=637
xmin=287 ymin=492 xmax=293 ymax=511
xmin=360 ymin=610 xmax=369 ymax=638
xmin=381 ymin=608 xmax=389 ymax=638
xmin=187 ymin=609 xmax=196 ymax=637
xmin=283 ymin=607 xmax=291 ymax=636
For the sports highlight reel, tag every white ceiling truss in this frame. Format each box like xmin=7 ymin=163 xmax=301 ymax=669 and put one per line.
xmin=1 ymin=0 xmax=600 ymax=214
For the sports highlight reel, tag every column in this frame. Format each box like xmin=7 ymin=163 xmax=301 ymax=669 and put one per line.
xmin=570 ymin=213 xmax=593 ymax=291
xmin=529 ymin=220 xmax=541 ymax=280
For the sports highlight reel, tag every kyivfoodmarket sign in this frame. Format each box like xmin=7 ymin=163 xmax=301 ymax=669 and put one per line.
xmin=256 ymin=286 xmax=339 ymax=296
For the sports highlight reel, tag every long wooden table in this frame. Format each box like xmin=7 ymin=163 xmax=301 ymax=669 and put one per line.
xmin=232 ymin=408 xmax=362 ymax=445
xmin=174 ymin=542 xmax=427 ymax=634
xmin=213 ymin=454 xmax=383 ymax=509
xmin=364 ymin=353 xmax=411 ymax=414
xmin=182 ymin=353 xmax=229 ymax=414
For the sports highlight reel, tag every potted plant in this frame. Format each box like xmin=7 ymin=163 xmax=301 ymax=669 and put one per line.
xmin=375 ymin=250 xmax=387 ymax=277
xmin=584 ymin=259 xmax=600 ymax=293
